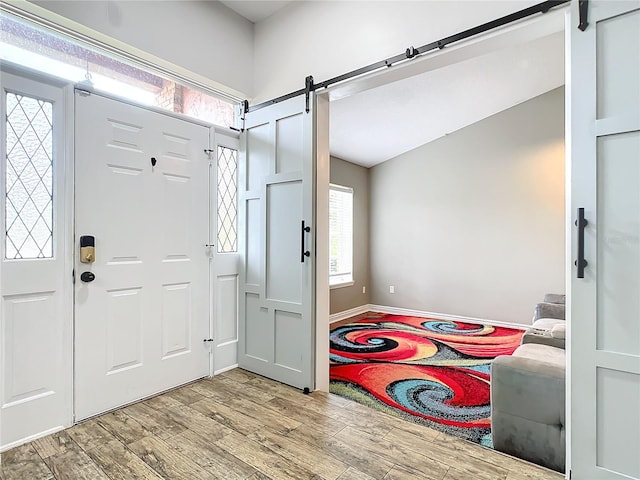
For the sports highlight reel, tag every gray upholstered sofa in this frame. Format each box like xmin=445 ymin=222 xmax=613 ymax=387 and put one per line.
xmin=491 ymin=294 xmax=566 ymax=473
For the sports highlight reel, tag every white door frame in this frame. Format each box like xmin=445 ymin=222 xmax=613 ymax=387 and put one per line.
xmin=315 ymin=93 xmax=330 ymax=392
xmin=312 ymin=9 xmax=569 ymax=393
xmin=0 ymin=65 xmax=75 ymax=451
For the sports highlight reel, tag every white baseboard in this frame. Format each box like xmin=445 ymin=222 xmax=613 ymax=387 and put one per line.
xmin=214 ymin=363 xmax=239 ymax=376
xmin=367 ymin=304 xmax=528 ymax=331
xmin=329 ymin=304 xmax=371 ymax=324
xmin=330 ymin=303 xmax=528 ymax=331
xmin=1 ymin=425 xmax=66 ymax=453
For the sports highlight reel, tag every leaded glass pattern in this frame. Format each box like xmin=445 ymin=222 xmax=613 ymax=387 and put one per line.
xmin=217 ymin=146 xmax=237 ymax=253
xmin=5 ymin=93 xmax=54 ymax=259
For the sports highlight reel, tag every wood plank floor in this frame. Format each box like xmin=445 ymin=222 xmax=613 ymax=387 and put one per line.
xmin=0 ymin=369 xmax=562 ymax=480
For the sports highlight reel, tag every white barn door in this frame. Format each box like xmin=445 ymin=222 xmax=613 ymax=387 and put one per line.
xmin=74 ymin=92 xmax=210 ymax=420
xmin=239 ymin=95 xmax=316 ymax=391
xmin=569 ymin=1 xmax=640 ymax=478
xmin=0 ymin=72 xmax=72 ymax=450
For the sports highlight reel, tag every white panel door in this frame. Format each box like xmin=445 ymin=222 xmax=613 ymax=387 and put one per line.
xmin=569 ymin=2 xmax=640 ymax=479
xmin=211 ymin=129 xmax=241 ymax=373
xmin=239 ymin=95 xmax=315 ymax=391
xmin=75 ymin=92 xmax=210 ymax=420
xmin=0 ymin=72 xmax=72 ymax=450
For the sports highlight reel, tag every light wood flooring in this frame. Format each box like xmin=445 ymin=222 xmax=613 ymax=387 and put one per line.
xmin=0 ymin=368 xmax=562 ymax=480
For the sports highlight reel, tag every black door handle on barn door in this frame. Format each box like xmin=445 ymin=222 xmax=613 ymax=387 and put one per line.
xmin=301 ymin=220 xmax=311 ymax=262
xmin=575 ymin=208 xmax=588 ymax=278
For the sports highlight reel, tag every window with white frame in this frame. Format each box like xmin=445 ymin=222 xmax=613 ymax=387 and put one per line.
xmin=0 ymin=11 xmax=237 ymax=128
xmin=329 ymin=184 xmax=353 ymax=287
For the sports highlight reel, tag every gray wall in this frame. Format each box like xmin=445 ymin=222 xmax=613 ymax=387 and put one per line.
xmin=369 ymin=87 xmax=565 ymax=325
xmin=330 ymin=157 xmax=370 ymax=314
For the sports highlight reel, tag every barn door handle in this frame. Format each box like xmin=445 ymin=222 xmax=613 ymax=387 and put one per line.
xmin=301 ymin=220 xmax=311 ymax=262
xmin=575 ymin=208 xmax=588 ymax=278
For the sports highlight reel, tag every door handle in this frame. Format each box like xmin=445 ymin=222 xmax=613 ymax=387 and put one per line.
xmin=301 ymin=220 xmax=311 ymax=262
xmin=575 ymin=207 xmax=588 ymax=278
xmin=80 ymin=271 xmax=95 ymax=283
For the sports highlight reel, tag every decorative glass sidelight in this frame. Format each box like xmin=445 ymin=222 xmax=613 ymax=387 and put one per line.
xmin=5 ymin=93 xmax=54 ymax=259
xmin=217 ymin=146 xmax=238 ymax=253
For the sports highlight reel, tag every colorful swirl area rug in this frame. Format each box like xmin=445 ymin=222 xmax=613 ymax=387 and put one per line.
xmin=329 ymin=313 xmax=523 ymax=448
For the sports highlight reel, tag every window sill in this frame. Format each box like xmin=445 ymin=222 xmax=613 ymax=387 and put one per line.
xmin=330 ymin=281 xmax=355 ymax=290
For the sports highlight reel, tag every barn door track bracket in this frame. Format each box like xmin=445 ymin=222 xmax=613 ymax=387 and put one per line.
xmin=305 ymin=76 xmax=314 ymax=113
xmin=578 ymin=0 xmax=589 ymax=31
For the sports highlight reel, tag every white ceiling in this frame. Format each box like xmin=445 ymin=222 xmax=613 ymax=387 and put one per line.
xmin=220 ymin=1 xmax=292 ymax=23
xmin=329 ymin=31 xmax=565 ymax=167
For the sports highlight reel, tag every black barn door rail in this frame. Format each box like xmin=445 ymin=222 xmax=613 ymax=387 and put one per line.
xmin=247 ymin=0 xmax=570 ymax=114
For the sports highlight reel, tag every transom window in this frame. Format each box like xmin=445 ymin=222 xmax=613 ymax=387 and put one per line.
xmin=329 ymin=184 xmax=353 ymax=287
xmin=0 ymin=11 xmax=237 ymax=128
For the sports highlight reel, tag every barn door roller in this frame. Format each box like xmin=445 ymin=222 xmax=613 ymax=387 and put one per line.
xmin=305 ymin=76 xmax=314 ymax=113
xmin=578 ymin=0 xmax=589 ymax=31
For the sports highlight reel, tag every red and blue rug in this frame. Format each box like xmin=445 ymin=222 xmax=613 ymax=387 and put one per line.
xmin=329 ymin=313 xmax=523 ymax=447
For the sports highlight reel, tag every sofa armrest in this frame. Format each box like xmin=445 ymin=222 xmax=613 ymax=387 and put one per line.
xmin=491 ymin=355 xmax=565 ymax=424
xmin=491 ymin=354 xmax=565 ymax=472
xmin=534 ymin=302 xmax=565 ymax=321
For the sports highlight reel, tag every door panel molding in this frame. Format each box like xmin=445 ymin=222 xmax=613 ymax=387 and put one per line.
xmin=238 ymin=95 xmax=315 ymax=391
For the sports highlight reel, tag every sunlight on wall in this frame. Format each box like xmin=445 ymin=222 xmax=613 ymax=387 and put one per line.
xmin=524 ymin=140 xmax=566 ymax=212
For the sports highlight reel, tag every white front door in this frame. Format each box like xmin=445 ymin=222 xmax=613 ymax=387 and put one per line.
xmin=211 ymin=130 xmax=241 ymax=374
xmin=0 ymin=72 xmax=72 ymax=449
xmin=74 ymin=92 xmax=210 ymax=420
xmin=238 ymin=95 xmax=316 ymax=391
xmin=569 ymin=1 xmax=640 ymax=478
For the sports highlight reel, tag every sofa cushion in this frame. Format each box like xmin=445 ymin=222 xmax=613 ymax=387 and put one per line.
xmin=534 ymin=302 xmax=565 ymax=321
xmin=513 ymin=343 xmax=565 ymax=367
xmin=543 ymin=293 xmax=566 ymax=304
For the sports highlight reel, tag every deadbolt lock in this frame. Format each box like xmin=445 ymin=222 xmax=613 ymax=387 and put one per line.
xmin=80 ymin=235 xmax=95 ymax=264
